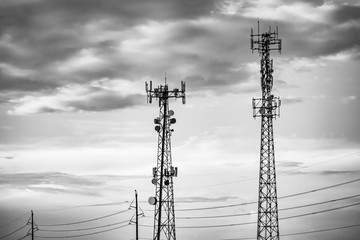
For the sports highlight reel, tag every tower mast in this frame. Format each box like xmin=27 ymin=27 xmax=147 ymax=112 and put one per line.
xmin=146 ymin=79 xmax=186 ymax=240
xmin=251 ymin=22 xmax=282 ymax=240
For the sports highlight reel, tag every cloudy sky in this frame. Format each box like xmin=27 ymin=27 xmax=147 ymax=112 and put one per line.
xmin=0 ymin=0 xmax=359 ymax=239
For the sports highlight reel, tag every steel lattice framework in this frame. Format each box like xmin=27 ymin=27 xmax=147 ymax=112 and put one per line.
xmin=146 ymin=80 xmax=185 ymax=240
xmin=251 ymin=23 xmax=282 ymax=240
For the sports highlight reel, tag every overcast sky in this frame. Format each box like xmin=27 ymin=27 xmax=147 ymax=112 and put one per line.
xmin=0 ymin=0 xmax=359 ymax=239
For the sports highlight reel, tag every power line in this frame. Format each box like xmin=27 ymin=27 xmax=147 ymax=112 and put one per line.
xmin=0 ymin=225 xmax=27 ymax=239
xmin=37 ymin=209 xmax=129 ymax=227
xmin=138 ymin=221 xmax=256 ymax=229
xmin=145 ymin=177 xmax=360 ymax=212
xmin=175 ymin=193 xmax=360 ymax=219
xmin=38 ymin=219 xmax=130 ymax=232
xmin=223 ymin=223 xmax=360 ymax=240
xmin=34 ymin=201 xmax=130 ymax=212
xmin=281 ymin=202 xmax=360 ymax=221
xmin=281 ymin=223 xmax=360 ymax=237
xmin=175 ymin=200 xmax=257 ymax=211
xmin=0 ymin=212 xmax=29 ymax=230
xmin=278 ymin=150 xmax=360 ymax=174
xmin=36 ymin=224 xmax=129 ymax=239
xmin=182 ymin=151 xmax=360 ymax=189
xmin=140 ymin=201 xmax=360 ymax=229
xmin=280 ymin=193 xmax=360 ymax=211
xmin=179 ymin=201 xmax=360 ymax=228
xmin=278 ymin=177 xmax=360 ymax=200
xmin=15 ymin=235 xmax=29 ymax=240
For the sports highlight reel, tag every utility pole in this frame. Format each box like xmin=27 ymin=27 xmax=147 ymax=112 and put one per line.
xmin=135 ymin=190 xmax=138 ymax=240
xmin=130 ymin=190 xmax=144 ymax=240
xmin=251 ymin=21 xmax=282 ymax=240
xmin=146 ymin=78 xmax=186 ymax=240
xmin=27 ymin=210 xmax=38 ymax=240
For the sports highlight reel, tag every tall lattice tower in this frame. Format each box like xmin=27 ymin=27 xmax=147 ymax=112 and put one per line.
xmin=146 ymin=79 xmax=186 ymax=240
xmin=251 ymin=22 xmax=282 ymax=240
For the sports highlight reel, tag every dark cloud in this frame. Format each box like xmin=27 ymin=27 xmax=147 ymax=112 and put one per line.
xmin=0 ymin=73 xmax=59 ymax=92
xmin=183 ymin=60 xmax=250 ymax=90
xmin=0 ymin=0 xmax=216 ymax=30
xmin=0 ymin=0 xmax=238 ymax=98
xmin=292 ymin=0 xmax=325 ymax=6
xmin=65 ymin=92 xmax=143 ymax=112
xmin=331 ymin=4 xmax=360 ymax=24
xmin=34 ymin=0 xmax=216 ymax=24
xmin=315 ymin=27 xmax=360 ymax=57
xmin=281 ymin=3 xmax=360 ymax=58
xmin=245 ymin=3 xmax=360 ymax=60
xmin=1 ymin=0 xmax=359 ymax=113
xmin=0 ymin=0 xmax=217 ymax=43
xmin=8 ymin=82 xmax=145 ymax=114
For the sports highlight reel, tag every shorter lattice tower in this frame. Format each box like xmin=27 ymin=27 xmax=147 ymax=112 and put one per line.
xmin=251 ymin=22 xmax=282 ymax=240
xmin=146 ymin=79 xmax=186 ymax=240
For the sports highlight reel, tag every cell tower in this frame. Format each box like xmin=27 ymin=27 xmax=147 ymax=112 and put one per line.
xmin=145 ymin=78 xmax=186 ymax=240
xmin=251 ymin=22 xmax=282 ymax=240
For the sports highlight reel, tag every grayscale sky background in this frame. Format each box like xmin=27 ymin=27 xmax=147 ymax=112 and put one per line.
xmin=0 ymin=0 xmax=359 ymax=239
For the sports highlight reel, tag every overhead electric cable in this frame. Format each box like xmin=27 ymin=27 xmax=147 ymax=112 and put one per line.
xmin=178 ymin=202 xmax=360 ymax=228
xmin=15 ymin=235 xmax=28 ymax=240
xmin=36 ymin=223 xmax=129 ymax=239
xmin=278 ymin=151 xmax=360 ymax=174
xmin=176 ymin=193 xmax=360 ymax=219
xmin=0 ymin=212 xmax=29 ymax=230
xmin=281 ymin=202 xmax=360 ymax=220
xmin=140 ymin=201 xmax=360 ymax=229
xmin=37 ymin=209 xmax=128 ymax=227
xmin=175 ymin=200 xmax=257 ymax=211
xmin=280 ymin=223 xmax=360 ymax=237
xmin=182 ymin=151 xmax=360 ymax=189
xmin=278 ymin=177 xmax=360 ymax=200
xmin=144 ymin=177 xmax=360 ymax=212
xmin=34 ymin=201 xmax=130 ymax=212
xmin=280 ymin=193 xmax=360 ymax=211
xmin=0 ymin=225 xmax=27 ymax=239
xmin=39 ymin=219 xmax=130 ymax=232
xmin=222 ymin=223 xmax=360 ymax=240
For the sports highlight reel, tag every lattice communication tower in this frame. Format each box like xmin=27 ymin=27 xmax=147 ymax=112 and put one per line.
xmin=146 ymin=79 xmax=186 ymax=240
xmin=251 ymin=22 xmax=282 ymax=240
